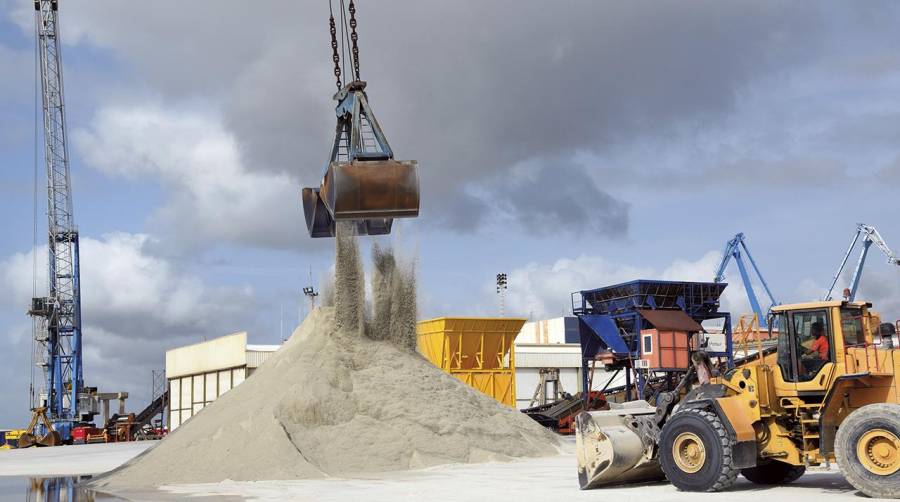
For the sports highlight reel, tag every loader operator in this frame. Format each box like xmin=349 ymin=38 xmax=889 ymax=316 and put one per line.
xmin=799 ymin=321 xmax=830 ymax=376
xmin=807 ymin=321 xmax=830 ymax=361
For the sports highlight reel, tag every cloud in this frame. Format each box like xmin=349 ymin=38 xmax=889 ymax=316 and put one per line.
xmin=0 ymin=42 xmax=33 ymax=148
xmin=500 ymin=250 xmax=760 ymax=321
xmin=0 ymin=43 xmax=30 ymax=99
xmin=794 ymin=263 xmax=900 ymax=322
xmin=500 ymin=254 xmax=654 ymax=319
xmin=13 ymin=0 xmax=858 ymax=238
xmin=71 ymin=105 xmax=318 ymax=251
xmin=468 ymin=158 xmax=629 ymax=236
xmin=0 ymin=232 xmax=258 ymax=424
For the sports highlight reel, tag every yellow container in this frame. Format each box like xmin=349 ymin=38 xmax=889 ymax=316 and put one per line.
xmin=1 ymin=430 xmax=26 ymax=449
xmin=417 ymin=317 xmax=526 ymax=407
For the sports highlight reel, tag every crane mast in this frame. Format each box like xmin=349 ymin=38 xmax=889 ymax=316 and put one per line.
xmin=28 ymin=0 xmax=85 ymax=438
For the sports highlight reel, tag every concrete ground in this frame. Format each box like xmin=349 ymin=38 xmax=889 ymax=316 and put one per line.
xmin=0 ymin=439 xmax=888 ymax=501
xmin=153 ymin=453 xmax=877 ymax=502
xmin=125 ymin=439 xmax=885 ymax=502
xmin=0 ymin=442 xmax=151 ymax=476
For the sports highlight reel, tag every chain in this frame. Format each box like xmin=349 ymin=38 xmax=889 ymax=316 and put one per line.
xmin=329 ymin=12 xmax=341 ymax=90
xmin=348 ymin=0 xmax=360 ymax=80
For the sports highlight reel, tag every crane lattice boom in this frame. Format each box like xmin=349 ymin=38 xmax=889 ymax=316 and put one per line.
xmin=28 ymin=0 xmax=85 ymax=438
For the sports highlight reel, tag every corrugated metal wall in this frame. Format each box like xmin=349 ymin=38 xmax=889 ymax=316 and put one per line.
xmin=246 ymin=349 xmax=276 ymax=369
xmin=515 ymin=351 xmax=581 ymax=368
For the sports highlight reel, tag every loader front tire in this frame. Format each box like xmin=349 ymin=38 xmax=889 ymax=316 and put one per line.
xmin=659 ymin=408 xmax=738 ymax=492
xmin=836 ymin=403 xmax=900 ymax=498
xmin=741 ymin=461 xmax=805 ymax=484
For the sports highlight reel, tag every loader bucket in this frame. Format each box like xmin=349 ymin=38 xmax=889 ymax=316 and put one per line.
xmin=575 ymin=401 xmax=665 ymax=489
xmin=321 ymin=159 xmax=419 ymax=220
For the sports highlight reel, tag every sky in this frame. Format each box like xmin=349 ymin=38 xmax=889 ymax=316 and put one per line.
xmin=2 ymin=1 xmax=900 ymax=427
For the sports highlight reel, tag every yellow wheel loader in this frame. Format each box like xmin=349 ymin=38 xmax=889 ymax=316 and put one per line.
xmin=577 ymin=300 xmax=900 ymax=498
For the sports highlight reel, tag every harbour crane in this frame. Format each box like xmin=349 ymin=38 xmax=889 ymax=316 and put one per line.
xmin=823 ymin=223 xmax=900 ymax=302
xmin=25 ymin=0 xmax=87 ymax=445
xmin=714 ymin=232 xmax=778 ymax=328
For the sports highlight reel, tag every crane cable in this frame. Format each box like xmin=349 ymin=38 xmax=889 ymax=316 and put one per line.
xmin=338 ymin=0 xmax=350 ymax=83
xmin=328 ymin=1 xmax=341 ymax=89
xmin=348 ymin=0 xmax=360 ymax=80
xmin=328 ymin=0 xmax=361 ymax=90
xmin=31 ymin=10 xmax=41 ymax=411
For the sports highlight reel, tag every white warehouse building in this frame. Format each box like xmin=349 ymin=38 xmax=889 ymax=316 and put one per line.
xmin=166 ymin=332 xmax=279 ymax=430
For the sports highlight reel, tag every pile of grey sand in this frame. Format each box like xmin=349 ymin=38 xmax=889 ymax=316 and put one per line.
xmin=91 ymin=225 xmax=558 ymax=489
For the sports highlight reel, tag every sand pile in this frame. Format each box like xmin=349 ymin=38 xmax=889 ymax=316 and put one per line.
xmin=92 ymin=223 xmax=558 ymax=489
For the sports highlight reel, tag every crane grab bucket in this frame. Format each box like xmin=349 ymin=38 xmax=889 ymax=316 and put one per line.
xmin=302 ymin=159 xmax=417 ymax=237
xmin=302 ymin=80 xmax=420 ymax=238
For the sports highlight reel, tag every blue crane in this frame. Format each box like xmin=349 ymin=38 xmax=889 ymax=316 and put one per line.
xmin=714 ymin=233 xmax=778 ymax=328
xmin=26 ymin=0 xmax=86 ymax=443
xmin=823 ymin=223 xmax=900 ymax=302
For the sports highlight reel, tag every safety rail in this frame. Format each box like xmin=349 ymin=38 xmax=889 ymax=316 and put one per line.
xmin=735 ymin=314 xmax=763 ymax=363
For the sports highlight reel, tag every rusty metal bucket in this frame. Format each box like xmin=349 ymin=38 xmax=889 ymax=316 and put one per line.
xmin=322 ymin=159 xmax=419 ymax=219
xmin=302 ymin=187 xmax=397 ymax=238
xmin=302 ymin=159 xmax=418 ymax=238
xmin=16 ymin=430 xmax=60 ymax=448
xmin=302 ymin=187 xmax=336 ymax=238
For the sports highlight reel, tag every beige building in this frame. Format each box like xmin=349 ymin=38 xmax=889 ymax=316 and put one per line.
xmin=166 ymin=332 xmax=279 ymax=430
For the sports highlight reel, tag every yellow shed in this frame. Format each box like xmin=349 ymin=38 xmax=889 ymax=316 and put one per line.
xmin=417 ymin=317 xmax=525 ymax=407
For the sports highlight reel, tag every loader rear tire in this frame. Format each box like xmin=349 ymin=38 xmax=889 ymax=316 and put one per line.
xmin=836 ymin=403 xmax=900 ymax=498
xmin=741 ymin=462 xmax=805 ymax=484
xmin=659 ymin=408 xmax=739 ymax=492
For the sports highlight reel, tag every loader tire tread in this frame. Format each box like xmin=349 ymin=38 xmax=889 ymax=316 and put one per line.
xmin=835 ymin=403 xmax=900 ymax=499
xmin=659 ymin=408 xmax=739 ymax=492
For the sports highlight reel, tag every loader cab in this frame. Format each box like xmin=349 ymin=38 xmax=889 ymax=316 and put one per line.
xmin=769 ymin=302 xmax=869 ymax=392
xmin=772 ymin=309 xmax=832 ymax=385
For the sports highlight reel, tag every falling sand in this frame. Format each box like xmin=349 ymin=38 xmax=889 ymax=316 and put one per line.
xmin=90 ymin=222 xmax=558 ymax=489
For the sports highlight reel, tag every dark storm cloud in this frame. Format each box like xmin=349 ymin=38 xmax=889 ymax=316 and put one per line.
xmin=16 ymin=0 xmax=890 ymax=239
xmin=469 ymin=159 xmax=629 ymax=236
xmin=220 ymin=1 xmax=833 ymax=235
